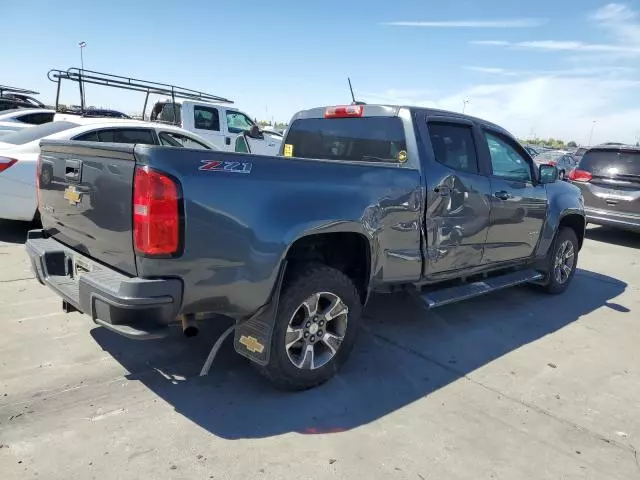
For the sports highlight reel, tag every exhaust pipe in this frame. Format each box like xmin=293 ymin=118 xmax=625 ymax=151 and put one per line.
xmin=180 ymin=314 xmax=199 ymax=338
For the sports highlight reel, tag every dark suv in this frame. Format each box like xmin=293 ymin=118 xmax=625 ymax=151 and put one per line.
xmin=568 ymin=145 xmax=640 ymax=231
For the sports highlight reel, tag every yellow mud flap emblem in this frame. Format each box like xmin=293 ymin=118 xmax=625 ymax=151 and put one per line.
xmin=239 ymin=335 xmax=265 ymax=353
xmin=397 ymin=150 xmax=408 ymax=163
xmin=283 ymin=144 xmax=293 ymax=157
xmin=64 ymin=185 xmax=81 ymax=205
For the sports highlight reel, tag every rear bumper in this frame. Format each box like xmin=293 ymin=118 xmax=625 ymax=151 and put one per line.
xmin=585 ymin=207 xmax=640 ymax=231
xmin=25 ymin=230 xmax=183 ymax=339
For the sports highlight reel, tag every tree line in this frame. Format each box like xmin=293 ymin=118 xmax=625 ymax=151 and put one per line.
xmin=518 ymin=138 xmax=578 ymax=149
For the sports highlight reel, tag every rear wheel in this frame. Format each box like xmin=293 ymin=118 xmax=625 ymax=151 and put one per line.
xmin=542 ymin=227 xmax=579 ymax=294
xmin=256 ymin=263 xmax=362 ymax=391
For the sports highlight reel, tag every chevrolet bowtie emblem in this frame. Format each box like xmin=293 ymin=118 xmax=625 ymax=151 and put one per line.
xmin=64 ymin=185 xmax=81 ymax=205
xmin=239 ymin=335 xmax=265 ymax=354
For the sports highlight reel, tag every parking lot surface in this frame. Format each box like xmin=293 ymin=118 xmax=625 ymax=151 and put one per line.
xmin=0 ymin=220 xmax=638 ymax=479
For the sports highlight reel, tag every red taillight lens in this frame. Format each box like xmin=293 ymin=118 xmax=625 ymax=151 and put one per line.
xmin=133 ymin=167 xmax=181 ymax=256
xmin=324 ymin=105 xmax=364 ymax=118
xmin=568 ymin=169 xmax=592 ymax=182
xmin=548 ymin=160 xmax=557 ymax=166
xmin=0 ymin=157 xmax=18 ymax=173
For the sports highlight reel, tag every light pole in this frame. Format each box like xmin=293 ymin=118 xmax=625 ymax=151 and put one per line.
xmin=588 ymin=120 xmax=596 ymax=146
xmin=462 ymin=98 xmax=471 ymax=114
xmin=78 ymin=41 xmax=87 ymax=109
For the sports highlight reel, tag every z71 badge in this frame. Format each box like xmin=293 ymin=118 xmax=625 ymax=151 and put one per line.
xmin=199 ymin=160 xmax=252 ymax=174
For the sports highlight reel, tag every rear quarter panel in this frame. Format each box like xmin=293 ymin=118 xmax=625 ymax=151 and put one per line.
xmin=134 ymin=146 xmax=423 ymax=318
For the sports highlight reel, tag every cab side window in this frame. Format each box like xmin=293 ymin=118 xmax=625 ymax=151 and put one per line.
xmin=484 ymin=132 xmax=532 ymax=182
xmin=428 ymin=123 xmax=479 ymax=173
xmin=194 ymin=106 xmax=220 ymax=131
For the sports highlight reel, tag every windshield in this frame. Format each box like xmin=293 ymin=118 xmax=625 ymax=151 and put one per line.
xmin=0 ymin=121 xmax=79 ymax=145
xmin=579 ymin=149 xmax=640 ymax=177
xmin=284 ymin=117 xmax=407 ymax=163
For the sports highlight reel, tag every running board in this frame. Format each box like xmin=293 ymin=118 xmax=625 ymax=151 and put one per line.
xmin=419 ymin=269 xmax=544 ymax=309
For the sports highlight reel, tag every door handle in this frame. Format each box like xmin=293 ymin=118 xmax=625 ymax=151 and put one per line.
xmin=65 ymin=159 xmax=82 ymax=181
xmin=494 ymin=191 xmax=511 ymax=200
xmin=225 ymin=137 xmax=231 ymax=146
xmin=434 ymin=186 xmax=451 ymax=197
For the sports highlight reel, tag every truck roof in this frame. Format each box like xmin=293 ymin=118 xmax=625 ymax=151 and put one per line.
xmin=292 ymin=104 xmax=512 ymax=138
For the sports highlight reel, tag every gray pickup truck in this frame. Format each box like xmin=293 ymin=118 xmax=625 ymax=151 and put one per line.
xmin=26 ymin=104 xmax=585 ymax=390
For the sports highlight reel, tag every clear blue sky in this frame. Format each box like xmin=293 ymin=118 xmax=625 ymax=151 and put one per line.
xmin=4 ymin=1 xmax=640 ymax=143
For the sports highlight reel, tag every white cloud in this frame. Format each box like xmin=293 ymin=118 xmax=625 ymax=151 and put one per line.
xmin=471 ymin=4 xmax=640 ymax=56
xmin=470 ymin=39 xmax=640 ymax=54
xmin=383 ymin=19 xmax=545 ymax=28
xmin=364 ymin=76 xmax=640 ymax=145
xmin=591 ymin=3 xmax=640 ymax=45
xmin=463 ymin=65 xmax=635 ymax=77
xmin=463 ymin=66 xmax=512 ymax=74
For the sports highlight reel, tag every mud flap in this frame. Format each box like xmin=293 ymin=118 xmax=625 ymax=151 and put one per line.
xmin=233 ymin=261 xmax=287 ymax=366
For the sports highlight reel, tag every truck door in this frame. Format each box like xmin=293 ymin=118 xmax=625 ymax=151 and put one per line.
xmin=190 ymin=104 xmax=226 ymax=150
xmin=224 ymin=110 xmax=280 ymax=155
xmin=479 ymin=130 xmax=547 ymax=263
xmin=422 ymin=120 xmax=493 ymax=275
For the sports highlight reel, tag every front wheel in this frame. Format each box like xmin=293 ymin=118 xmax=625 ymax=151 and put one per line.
xmin=542 ymin=227 xmax=579 ymax=294
xmin=255 ymin=263 xmax=362 ymax=391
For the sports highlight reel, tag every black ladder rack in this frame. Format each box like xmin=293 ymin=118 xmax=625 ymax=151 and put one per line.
xmin=47 ymin=67 xmax=233 ymax=118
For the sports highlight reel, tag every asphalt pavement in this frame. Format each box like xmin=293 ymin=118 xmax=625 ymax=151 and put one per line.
xmin=0 ymin=220 xmax=638 ymax=479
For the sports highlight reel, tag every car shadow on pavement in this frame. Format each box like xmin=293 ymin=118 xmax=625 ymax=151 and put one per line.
xmin=0 ymin=220 xmax=31 ymax=245
xmin=91 ymin=268 xmax=627 ymax=440
xmin=586 ymin=226 xmax=639 ymax=248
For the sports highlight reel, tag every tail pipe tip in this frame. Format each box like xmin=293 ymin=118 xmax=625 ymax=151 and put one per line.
xmin=180 ymin=314 xmax=199 ymax=338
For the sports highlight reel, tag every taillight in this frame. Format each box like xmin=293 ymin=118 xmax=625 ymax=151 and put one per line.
xmin=324 ymin=105 xmax=364 ymax=118
xmin=568 ymin=169 xmax=592 ymax=182
xmin=548 ymin=160 xmax=557 ymax=166
xmin=0 ymin=156 xmax=17 ymax=173
xmin=133 ymin=166 xmax=181 ymax=256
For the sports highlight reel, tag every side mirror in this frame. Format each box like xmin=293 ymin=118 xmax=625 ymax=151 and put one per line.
xmin=247 ymin=125 xmax=261 ymax=139
xmin=539 ymin=164 xmax=558 ymax=184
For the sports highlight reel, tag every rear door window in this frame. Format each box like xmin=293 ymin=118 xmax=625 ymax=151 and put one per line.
xmin=158 ymin=131 xmax=212 ymax=150
xmin=284 ymin=117 xmax=407 ymax=163
xmin=579 ymin=150 xmax=640 ymax=177
xmin=427 ymin=123 xmax=479 ymax=173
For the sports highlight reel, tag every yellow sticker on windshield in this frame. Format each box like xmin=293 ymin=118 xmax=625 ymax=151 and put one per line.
xmin=283 ymin=144 xmax=293 ymax=157
xmin=398 ymin=150 xmax=408 ymax=163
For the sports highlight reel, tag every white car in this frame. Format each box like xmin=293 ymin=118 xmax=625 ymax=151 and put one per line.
xmin=0 ymin=119 xmax=217 ymax=222
xmin=0 ymin=108 xmax=56 ymax=135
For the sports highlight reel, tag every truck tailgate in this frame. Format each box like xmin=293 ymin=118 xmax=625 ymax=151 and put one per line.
xmin=38 ymin=141 xmax=138 ymax=276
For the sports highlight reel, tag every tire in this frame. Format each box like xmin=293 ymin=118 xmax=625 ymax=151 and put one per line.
xmin=542 ymin=227 xmax=579 ymax=294
xmin=255 ymin=263 xmax=362 ymax=391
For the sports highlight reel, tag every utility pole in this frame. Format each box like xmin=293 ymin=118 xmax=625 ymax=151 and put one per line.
xmin=462 ymin=98 xmax=471 ymax=114
xmin=588 ymin=120 xmax=596 ymax=146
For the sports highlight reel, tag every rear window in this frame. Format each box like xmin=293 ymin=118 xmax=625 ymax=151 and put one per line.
xmin=284 ymin=117 xmax=407 ymax=163
xmin=0 ymin=121 xmax=79 ymax=145
xmin=580 ymin=149 xmax=640 ymax=176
